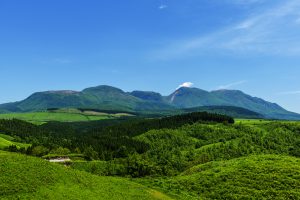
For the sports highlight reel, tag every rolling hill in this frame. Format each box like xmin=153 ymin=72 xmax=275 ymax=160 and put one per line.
xmin=0 ymin=151 xmax=171 ymax=200
xmin=0 ymin=85 xmax=299 ymax=120
xmin=1 ymin=114 xmax=300 ymax=199
xmin=146 ymin=155 xmax=300 ymax=200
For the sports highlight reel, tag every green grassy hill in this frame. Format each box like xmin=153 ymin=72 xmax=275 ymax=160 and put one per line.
xmin=0 ymin=136 xmax=14 ymax=149
xmin=0 ymin=151 xmax=172 ymax=200
xmin=0 ymin=134 xmax=30 ymax=150
xmin=145 ymin=155 xmax=300 ymax=200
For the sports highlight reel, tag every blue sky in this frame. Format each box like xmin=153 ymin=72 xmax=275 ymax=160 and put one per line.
xmin=1 ymin=0 xmax=300 ymax=112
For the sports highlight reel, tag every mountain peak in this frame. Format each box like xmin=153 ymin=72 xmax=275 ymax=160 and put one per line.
xmin=168 ymin=87 xmax=216 ymax=108
xmin=82 ymin=85 xmax=125 ymax=93
xmin=175 ymin=87 xmax=208 ymax=93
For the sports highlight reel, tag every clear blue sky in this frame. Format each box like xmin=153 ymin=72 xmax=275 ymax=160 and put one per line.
xmin=1 ymin=0 xmax=300 ymax=112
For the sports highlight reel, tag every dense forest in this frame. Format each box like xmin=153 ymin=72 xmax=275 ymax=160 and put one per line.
xmin=0 ymin=112 xmax=233 ymax=161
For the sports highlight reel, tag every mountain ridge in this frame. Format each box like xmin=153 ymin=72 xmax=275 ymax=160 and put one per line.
xmin=0 ymin=85 xmax=299 ymax=120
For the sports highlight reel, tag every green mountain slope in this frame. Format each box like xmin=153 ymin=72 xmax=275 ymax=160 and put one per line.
xmin=211 ymin=89 xmax=300 ymax=120
xmin=167 ymin=87 xmax=300 ymax=120
xmin=0 ymin=86 xmax=174 ymax=113
xmin=167 ymin=87 xmax=224 ymax=108
xmin=0 ymin=151 xmax=171 ymax=200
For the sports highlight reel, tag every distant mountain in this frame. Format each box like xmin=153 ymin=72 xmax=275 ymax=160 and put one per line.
xmin=0 ymin=85 xmax=175 ymax=113
xmin=0 ymin=85 xmax=299 ymax=120
xmin=211 ymin=90 xmax=293 ymax=119
xmin=167 ymin=87 xmax=300 ymax=120
xmin=167 ymin=87 xmax=225 ymax=107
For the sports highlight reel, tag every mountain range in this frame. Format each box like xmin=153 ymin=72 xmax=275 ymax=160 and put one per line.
xmin=0 ymin=85 xmax=299 ymax=120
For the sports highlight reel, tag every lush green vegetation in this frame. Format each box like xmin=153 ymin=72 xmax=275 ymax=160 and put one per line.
xmin=0 ymin=112 xmax=233 ymax=160
xmin=0 ymin=151 xmax=171 ymax=200
xmin=1 ymin=111 xmax=300 ymax=199
xmin=138 ymin=155 xmax=300 ymax=199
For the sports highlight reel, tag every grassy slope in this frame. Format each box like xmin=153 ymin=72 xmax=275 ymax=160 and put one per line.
xmin=0 ymin=137 xmax=13 ymax=149
xmin=141 ymin=155 xmax=300 ymax=200
xmin=0 ymin=134 xmax=30 ymax=149
xmin=0 ymin=151 xmax=172 ymax=200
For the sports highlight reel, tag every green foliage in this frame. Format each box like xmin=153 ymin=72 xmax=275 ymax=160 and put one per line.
xmin=71 ymin=160 xmax=126 ymax=176
xmin=50 ymin=146 xmax=71 ymax=155
xmin=31 ymin=145 xmax=50 ymax=156
xmin=83 ymin=146 xmax=99 ymax=160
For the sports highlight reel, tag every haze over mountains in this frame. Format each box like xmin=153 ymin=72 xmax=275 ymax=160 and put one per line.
xmin=0 ymin=85 xmax=299 ymax=120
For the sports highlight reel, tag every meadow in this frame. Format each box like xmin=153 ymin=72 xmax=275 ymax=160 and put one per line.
xmin=0 ymin=109 xmax=132 ymax=124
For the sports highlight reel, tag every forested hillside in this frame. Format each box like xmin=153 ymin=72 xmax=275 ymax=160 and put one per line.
xmin=0 ymin=112 xmax=233 ymax=160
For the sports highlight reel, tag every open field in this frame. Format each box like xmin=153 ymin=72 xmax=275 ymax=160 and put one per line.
xmin=0 ymin=109 xmax=133 ymax=124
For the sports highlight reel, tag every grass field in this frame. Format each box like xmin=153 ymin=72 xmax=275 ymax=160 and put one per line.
xmin=0 ymin=151 xmax=172 ymax=200
xmin=0 ymin=109 xmax=133 ymax=124
xmin=0 ymin=134 xmax=30 ymax=150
